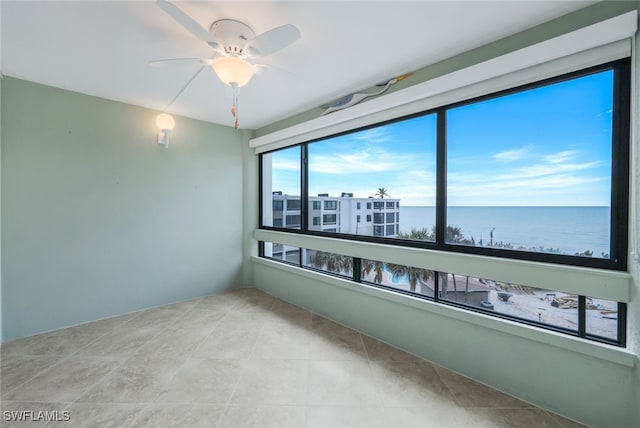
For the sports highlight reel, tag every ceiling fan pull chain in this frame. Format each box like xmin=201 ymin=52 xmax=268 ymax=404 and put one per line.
xmin=232 ymin=83 xmax=240 ymax=129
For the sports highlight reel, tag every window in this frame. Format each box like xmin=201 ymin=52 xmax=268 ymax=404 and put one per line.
xmin=286 ymin=199 xmax=301 ymax=210
xmin=357 ymin=215 xmax=361 ymax=223
xmin=362 ymin=259 xmax=434 ymax=298
xmin=303 ymin=249 xmax=353 ymax=278
xmin=261 ymin=146 xmax=300 ymax=229
xmin=439 ymin=274 xmax=578 ymax=331
xmin=261 ymin=241 xmax=300 ymax=264
xmin=585 ymin=297 xmax=623 ymax=342
xmin=312 ymin=201 xmax=321 ymax=210
xmin=324 ymin=201 xmax=337 ymax=210
xmin=259 ymin=59 xmax=629 ymax=347
xmin=260 ymin=60 xmax=629 ymax=269
xmin=260 ymin=243 xmax=626 ymax=346
xmin=312 ymin=216 xmax=321 ymax=226
xmin=286 ymin=215 xmax=300 ymax=227
xmin=446 ymin=68 xmax=621 ymax=262
xmin=323 ymin=214 xmax=337 ymax=224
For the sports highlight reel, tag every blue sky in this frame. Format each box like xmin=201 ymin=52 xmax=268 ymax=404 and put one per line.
xmin=270 ymin=69 xmax=613 ymax=207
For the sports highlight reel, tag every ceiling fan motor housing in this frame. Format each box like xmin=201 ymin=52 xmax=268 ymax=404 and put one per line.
xmin=209 ymin=19 xmax=256 ymax=56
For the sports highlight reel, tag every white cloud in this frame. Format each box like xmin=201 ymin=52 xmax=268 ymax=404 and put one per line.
xmin=448 ymin=158 xmax=609 ymax=205
xmin=491 ymin=145 xmax=533 ymax=161
xmin=308 ymin=147 xmax=430 ymax=176
xmin=352 ymin=127 xmax=391 ymax=144
xmin=272 ymin=158 xmax=300 ymax=171
xmin=498 ymin=161 xmax=602 ymax=181
xmin=544 ymin=150 xmax=579 ymax=164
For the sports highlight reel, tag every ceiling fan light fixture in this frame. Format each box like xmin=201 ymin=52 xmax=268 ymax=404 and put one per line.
xmin=211 ymin=57 xmax=255 ymax=87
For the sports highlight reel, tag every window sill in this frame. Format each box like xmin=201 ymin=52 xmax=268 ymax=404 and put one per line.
xmin=252 ymin=255 xmax=636 ymax=368
xmin=254 ymin=229 xmax=631 ymax=302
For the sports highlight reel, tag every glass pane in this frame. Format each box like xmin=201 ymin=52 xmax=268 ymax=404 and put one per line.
xmin=263 ymin=242 xmax=300 ymax=264
xmin=439 ymin=274 xmax=578 ymax=332
xmin=303 ymin=249 xmax=353 ymax=278
xmin=362 ymin=259 xmax=434 ymax=298
xmin=261 ymin=146 xmax=301 ymax=229
xmin=586 ymin=297 xmax=619 ymax=341
xmin=446 ymin=70 xmax=614 ymax=258
xmin=307 ymin=114 xmax=436 ymax=240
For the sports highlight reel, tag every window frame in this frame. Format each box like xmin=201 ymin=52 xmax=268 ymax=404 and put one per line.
xmin=258 ymin=59 xmax=630 ymax=272
xmin=259 ymin=240 xmax=627 ymax=347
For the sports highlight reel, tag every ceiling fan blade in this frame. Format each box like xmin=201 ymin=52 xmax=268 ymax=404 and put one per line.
xmin=163 ymin=65 xmax=209 ymax=111
xmin=149 ymin=58 xmax=214 ymax=68
xmin=156 ymin=0 xmax=220 ymax=49
xmin=245 ymin=24 xmax=300 ymax=57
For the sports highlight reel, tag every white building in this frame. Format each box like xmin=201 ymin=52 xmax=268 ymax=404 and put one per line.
xmin=269 ymin=192 xmax=400 ymax=262
xmin=271 ymin=192 xmax=400 ymax=237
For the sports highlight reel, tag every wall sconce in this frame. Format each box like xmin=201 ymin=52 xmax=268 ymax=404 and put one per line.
xmin=156 ymin=113 xmax=175 ymax=148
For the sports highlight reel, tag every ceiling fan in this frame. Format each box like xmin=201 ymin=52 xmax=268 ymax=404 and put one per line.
xmin=154 ymin=0 xmax=301 ymax=128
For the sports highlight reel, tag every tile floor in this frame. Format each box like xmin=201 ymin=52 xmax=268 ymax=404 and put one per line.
xmin=0 ymin=288 xmax=585 ymax=428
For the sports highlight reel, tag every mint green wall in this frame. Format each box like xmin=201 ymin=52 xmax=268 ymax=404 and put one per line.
xmin=1 ymin=77 xmax=244 ymax=341
xmin=241 ymin=129 xmax=257 ymax=288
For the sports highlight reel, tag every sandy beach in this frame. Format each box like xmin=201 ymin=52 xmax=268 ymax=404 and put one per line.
xmin=361 ymin=270 xmax=618 ymax=340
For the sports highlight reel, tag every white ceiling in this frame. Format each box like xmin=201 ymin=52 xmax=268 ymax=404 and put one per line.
xmin=1 ymin=1 xmax=596 ymax=130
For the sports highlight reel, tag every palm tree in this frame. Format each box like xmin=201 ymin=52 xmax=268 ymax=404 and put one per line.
xmin=362 ymin=259 xmax=384 ymax=284
xmin=386 ymin=263 xmax=433 ymax=293
xmin=386 ymin=262 xmax=408 ymax=286
xmin=374 ymin=187 xmax=389 ymax=199
xmin=311 ymin=251 xmax=330 ymax=269
xmin=340 ymin=255 xmax=354 ymax=274
xmin=446 ymin=225 xmax=466 ymax=243
xmin=312 ymin=251 xmax=353 ymax=275
xmin=397 ymin=227 xmax=435 ymax=241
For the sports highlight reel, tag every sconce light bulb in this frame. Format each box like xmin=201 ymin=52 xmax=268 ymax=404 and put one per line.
xmin=156 ymin=113 xmax=175 ymax=131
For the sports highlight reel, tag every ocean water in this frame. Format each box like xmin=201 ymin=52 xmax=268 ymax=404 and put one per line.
xmin=399 ymin=206 xmax=610 ymax=257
